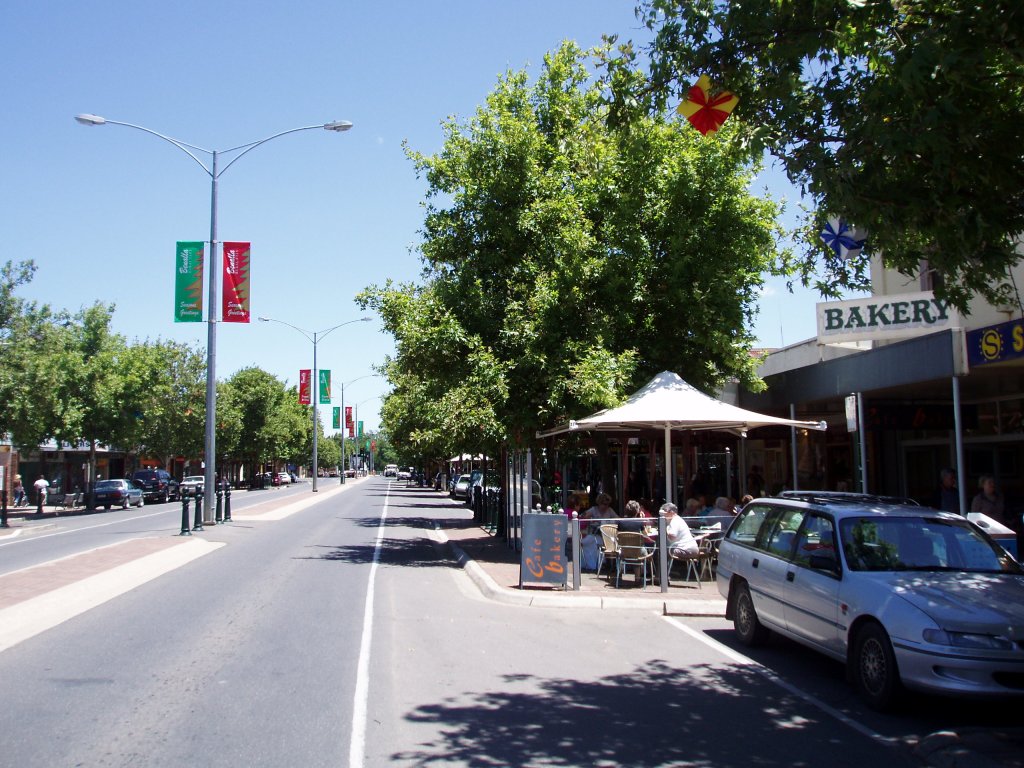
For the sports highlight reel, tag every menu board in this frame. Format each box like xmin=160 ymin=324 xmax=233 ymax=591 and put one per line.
xmin=520 ymin=513 xmax=567 ymax=588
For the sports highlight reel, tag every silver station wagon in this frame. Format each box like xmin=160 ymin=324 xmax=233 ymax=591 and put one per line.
xmin=716 ymin=492 xmax=1024 ymax=709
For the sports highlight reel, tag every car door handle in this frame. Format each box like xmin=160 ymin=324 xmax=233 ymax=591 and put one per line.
xmin=752 ymin=558 xmax=759 ymax=568
xmin=786 ymin=571 xmax=795 ymax=582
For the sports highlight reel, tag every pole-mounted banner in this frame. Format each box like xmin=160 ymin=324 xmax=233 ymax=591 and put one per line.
xmin=222 ymin=242 xmax=251 ymax=323
xmin=299 ymin=370 xmax=311 ymax=405
xmin=319 ymin=370 xmax=331 ymax=404
xmin=332 ymin=407 xmax=340 ymax=429
xmin=174 ymin=242 xmax=204 ymax=322
xmin=358 ymin=420 xmax=363 ymax=438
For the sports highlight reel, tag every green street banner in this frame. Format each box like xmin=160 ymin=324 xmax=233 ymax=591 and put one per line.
xmin=358 ymin=420 xmax=363 ymax=437
xmin=222 ymin=241 xmax=251 ymax=323
xmin=174 ymin=242 xmax=204 ymax=322
xmin=332 ymin=407 xmax=340 ymax=429
xmin=319 ymin=369 xmax=331 ymax=404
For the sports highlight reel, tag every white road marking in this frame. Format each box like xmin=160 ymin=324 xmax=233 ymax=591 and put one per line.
xmin=0 ymin=537 xmax=224 ymax=653
xmin=662 ymin=616 xmax=894 ymax=746
xmin=0 ymin=509 xmax=171 ymax=549
xmin=349 ymin=483 xmax=389 ymax=768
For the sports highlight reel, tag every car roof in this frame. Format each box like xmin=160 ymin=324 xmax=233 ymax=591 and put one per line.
xmin=756 ymin=492 xmax=953 ymax=521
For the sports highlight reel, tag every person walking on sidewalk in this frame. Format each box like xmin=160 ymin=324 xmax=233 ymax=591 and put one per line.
xmin=33 ymin=475 xmax=49 ymax=507
xmin=12 ymin=475 xmax=26 ymax=506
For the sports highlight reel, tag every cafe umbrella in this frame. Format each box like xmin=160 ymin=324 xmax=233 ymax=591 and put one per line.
xmin=537 ymin=370 xmax=826 ymax=505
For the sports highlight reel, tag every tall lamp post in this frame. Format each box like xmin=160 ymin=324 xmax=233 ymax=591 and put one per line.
xmin=339 ymin=374 xmax=379 ymax=483
xmin=258 ymin=316 xmax=370 ymax=491
xmin=75 ymin=113 xmax=352 ymax=517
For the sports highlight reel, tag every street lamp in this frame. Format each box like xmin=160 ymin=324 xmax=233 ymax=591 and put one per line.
xmin=258 ymin=316 xmax=370 ymax=491
xmin=75 ymin=113 xmax=352 ymax=516
xmin=339 ymin=374 xmax=380 ymax=483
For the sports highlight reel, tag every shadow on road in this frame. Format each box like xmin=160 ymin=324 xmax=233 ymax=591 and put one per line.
xmin=390 ymin=660 xmax=916 ymax=767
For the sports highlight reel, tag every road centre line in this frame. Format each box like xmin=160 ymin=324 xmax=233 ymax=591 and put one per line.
xmin=349 ymin=482 xmax=389 ymax=768
xmin=661 ymin=616 xmax=895 ymax=748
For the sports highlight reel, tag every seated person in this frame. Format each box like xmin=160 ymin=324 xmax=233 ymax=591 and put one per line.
xmin=618 ymin=499 xmax=647 ymax=533
xmin=706 ymin=496 xmax=735 ymax=526
xmin=662 ymin=502 xmax=699 ymax=558
xmin=581 ymin=492 xmax=614 ymax=532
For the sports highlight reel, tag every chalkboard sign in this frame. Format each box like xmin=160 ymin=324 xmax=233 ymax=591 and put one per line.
xmin=520 ymin=512 xmax=568 ymax=588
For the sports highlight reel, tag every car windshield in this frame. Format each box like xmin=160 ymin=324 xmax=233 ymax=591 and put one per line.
xmin=184 ymin=477 xmax=203 ymax=483
xmin=95 ymin=480 xmax=120 ymax=489
xmin=840 ymin=516 xmax=1021 ymax=574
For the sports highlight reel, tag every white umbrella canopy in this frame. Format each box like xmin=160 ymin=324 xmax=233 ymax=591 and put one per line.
xmin=536 ymin=371 xmax=826 ymax=504
xmin=537 ymin=371 xmax=826 ymax=437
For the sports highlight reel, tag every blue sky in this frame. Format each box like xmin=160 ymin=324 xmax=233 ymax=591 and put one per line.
xmin=3 ymin=0 xmax=828 ymax=434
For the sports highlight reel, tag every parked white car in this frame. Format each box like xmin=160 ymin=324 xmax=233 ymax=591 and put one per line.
xmin=716 ymin=491 xmax=1024 ymax=709
xmin=179 ymin=476 xmax=205 ymax=496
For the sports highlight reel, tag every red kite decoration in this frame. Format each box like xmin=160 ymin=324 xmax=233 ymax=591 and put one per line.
xmin=677 ymin=75 xmax=738 ymax=137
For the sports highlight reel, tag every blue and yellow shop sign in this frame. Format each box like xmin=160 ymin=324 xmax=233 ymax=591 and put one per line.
xmin=966 ymin=318 xmax=1024 ymax=367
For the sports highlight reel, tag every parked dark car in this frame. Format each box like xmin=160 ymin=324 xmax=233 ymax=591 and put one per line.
xmin=130 ymin=469 xmax=180 ymax=503
xmin=93 ymin=479 xmax=145 ymax=509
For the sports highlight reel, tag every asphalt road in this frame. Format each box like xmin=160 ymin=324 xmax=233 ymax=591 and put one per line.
xmin=0 ymin=478 xmax=1017 ymax=766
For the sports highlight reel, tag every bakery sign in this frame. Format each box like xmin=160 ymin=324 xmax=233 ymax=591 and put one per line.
xmin=816 ymin=291 xmax=957 ymax=344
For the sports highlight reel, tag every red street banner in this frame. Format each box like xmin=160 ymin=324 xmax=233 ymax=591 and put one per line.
xmin=298 ymin=369 xmax=311 ymax=405
xmin=222 ymin=241 xmax=251 ymax=323
xmin=174 ymin=242 xmax=204 ymax=322
xmin=345 ymin=406 xmax=353 ymax=428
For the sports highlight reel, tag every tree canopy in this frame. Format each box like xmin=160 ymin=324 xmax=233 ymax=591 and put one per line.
xmin=602 ymin=0 xmax=1024 ymax=310
xmin=361 ymin=42 xmax=785 ymax=456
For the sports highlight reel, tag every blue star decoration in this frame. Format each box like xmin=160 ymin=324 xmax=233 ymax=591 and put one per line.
xmin=820 ymin=217 xmax=867 ymax=260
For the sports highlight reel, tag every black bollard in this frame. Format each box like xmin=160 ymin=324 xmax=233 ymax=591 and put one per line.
xmin=36 ymin=487 xmax=44 ymax=515
xmin=192 ymin=488 xmax=204 ymax=531
xmin=223 ymin=484 xmax=232 ymax=522
xmin=1 ymin=488 xmax=8 ymax=528
xmin=215 ymin=484 xmax=223 ymax=524
xmin=179 ymin=494 xmax=192 ymax=536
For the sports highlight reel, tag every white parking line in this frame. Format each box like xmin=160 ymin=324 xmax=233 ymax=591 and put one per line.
xmin=349 ymin=482 xmax=389 ymax=768
xmin=661 ymin=616 xmax=895 ymax=747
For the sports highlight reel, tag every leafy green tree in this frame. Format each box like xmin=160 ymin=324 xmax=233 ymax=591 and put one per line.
xmin=315 ymin=429 xmax=340 ymax=470
xmin=604 ymin=0 xmax=1024 ymax=310
xmin=120 ymin=340 xmax=207 ymax=466
xmin=0 ymin=260 xmax=71 ymax=448
xmin=218 ymin=368 xmax=293 ymax=476
xmin=364 ymin=41 xmax=783 ymax=449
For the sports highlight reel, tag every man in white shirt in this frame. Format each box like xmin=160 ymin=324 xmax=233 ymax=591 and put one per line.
xmin=33 ymin=475 xmax=50 ymax=505
xmin=662 ymin=502 xmax=698 ymax=557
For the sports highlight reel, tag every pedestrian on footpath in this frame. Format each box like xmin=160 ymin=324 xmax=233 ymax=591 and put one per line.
xmin=33 ymin=475 xmax=49 ymax=507
xmin=12 ymin=474 xmax=26 ymax=506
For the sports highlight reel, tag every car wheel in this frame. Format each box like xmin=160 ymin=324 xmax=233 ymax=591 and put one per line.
xmin=853 ymin=622 xmax=901 ymax=710
xmin=104 ymin=505 xmax=111 ymax=510
xmin=733 ymin=582 xmax=770 ymax=646
xmin=160 ymin=489 xmax=168 ymax=504
xmin=122 ymin=498 xmax=130 ymax=510
xmin=137 ymin=496 xmax=144 ymax=507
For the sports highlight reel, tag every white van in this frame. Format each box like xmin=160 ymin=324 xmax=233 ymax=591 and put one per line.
xmin=384 ymin=464 xmax=398 ymax=477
